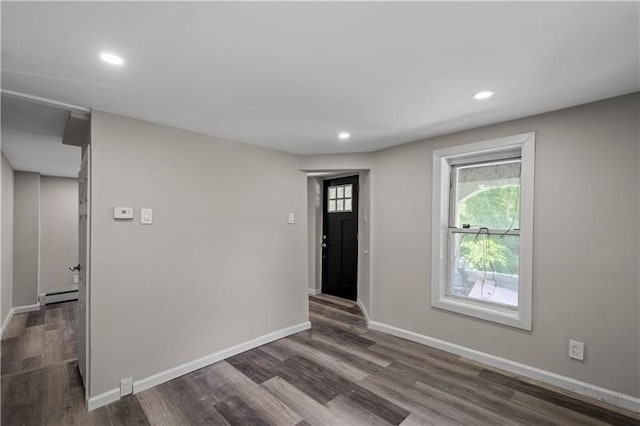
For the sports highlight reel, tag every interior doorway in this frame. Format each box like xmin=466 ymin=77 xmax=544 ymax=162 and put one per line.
xmin=1 ymin=91 xmax=90 ymax=402
xmin=305 ymin=168 xmax=370 ymax=321
xmin=77 ymin=145 xmax=89 ymax=388
xmin=321 ymin=175 xmax=359 ymax=300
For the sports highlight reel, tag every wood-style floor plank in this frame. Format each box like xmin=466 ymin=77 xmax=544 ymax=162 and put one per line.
xmin=1 ymin=366 xmax=45 ymax=425
xmin=106 ymin=396 xmax=151 ymax=426
xmin=214 ymin=394 xmax=269 ymax=425
xmin=326 ymin=394 xmax=394 ymax=426
xmin=226 ymin=346 xmax=287 ymax=384
xmin=510 ymin=391 xmax=610 ymax=426
xmin=276 ymin=338 xmax=370 ymax=382
xmin=261 ymin=376 xmax=342 ymax=426
xmin=206 ymin=361 xmax=303 ymax=425
xmin=300 ymin=329 xmax=394 ymax=367
xmin=136 ymin=387 xmax=194 ymax=425
xmin=2 ymin=296 xmax=638 ymax=425
xmin=153 ymin=373 xmax=228 ymax=425
xmin=357 ymin=375 xmax=467 ymax=426
xmin=338 ymin=385 xmax=410 ymax=425
xmin=479 ymin=368 xmax=640 ymax=425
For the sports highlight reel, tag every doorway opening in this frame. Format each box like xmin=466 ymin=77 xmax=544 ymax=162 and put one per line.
xmin=321 ymin=175 xmax=359 ymax=300
xmin=305 ymin=169 xmax=370 ymax=321
xmin=0 ymin=91 xmax=91 ymax=403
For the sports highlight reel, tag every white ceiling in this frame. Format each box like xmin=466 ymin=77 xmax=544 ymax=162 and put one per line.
xmin=1 ymin=2 xmax=638 ymax=155
xmin=1 ymin=96 xmax=80 ymax=177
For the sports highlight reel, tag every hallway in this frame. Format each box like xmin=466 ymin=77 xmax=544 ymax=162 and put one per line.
xmin=1 ymin=301 xmax=108 ymax=424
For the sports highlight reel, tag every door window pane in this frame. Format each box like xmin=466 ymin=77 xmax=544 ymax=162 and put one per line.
xmin=328 ymin=184 xmax=354 ymax=213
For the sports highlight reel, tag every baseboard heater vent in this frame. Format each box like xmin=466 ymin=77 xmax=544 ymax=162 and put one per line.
xmin=41 ymin=289 xmax=79 ymax=305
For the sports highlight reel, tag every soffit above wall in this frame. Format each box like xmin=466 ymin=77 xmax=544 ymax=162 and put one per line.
xmin=1 ymin=96 xmax=80 ymax=177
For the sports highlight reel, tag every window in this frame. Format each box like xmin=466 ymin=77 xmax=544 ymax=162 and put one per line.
xmin=431 ymin=133 xmax=535 ymax=330
xmin=328 ymin=184 xmax=353 ymax=212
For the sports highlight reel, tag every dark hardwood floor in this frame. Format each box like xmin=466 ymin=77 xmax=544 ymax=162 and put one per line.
xmin=2 ymin=296 xmax=639 ymax=425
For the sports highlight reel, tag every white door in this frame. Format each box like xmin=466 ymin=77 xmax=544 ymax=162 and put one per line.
xmin=78 ymin=145 xmax=90 ymax=387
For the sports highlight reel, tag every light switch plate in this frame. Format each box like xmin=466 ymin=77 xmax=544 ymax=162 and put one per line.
xmin=140 ymin=208 xmax=153 ymax=224
xmin=114 ymin=207 xmax=134 ymax=220
xmin=288 ymin=212 xmax=295 ymax=224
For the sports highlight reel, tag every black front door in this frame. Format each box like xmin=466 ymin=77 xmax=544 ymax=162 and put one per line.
xmin=321 ymin=175 xmax=358 ymax=300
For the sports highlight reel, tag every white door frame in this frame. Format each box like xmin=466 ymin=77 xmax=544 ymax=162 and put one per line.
xmin=78 ymin=144 xmax=92 ymax=405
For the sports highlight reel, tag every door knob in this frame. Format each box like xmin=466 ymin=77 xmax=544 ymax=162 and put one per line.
xmin=320 ymin=243 xmax=327 ymax=248
xmin=69 ymin=264 xmax=81 ymax=272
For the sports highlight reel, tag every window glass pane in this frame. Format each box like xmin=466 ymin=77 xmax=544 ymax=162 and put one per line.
xmin=329 ymin=187 xmax=337 ymax=199
xmin=344 ymin=199 xmax=352 ymax=211
xmin=337 ymin=199 xmax=344 ymax=211
xmin=455 ymin=160 xmax=521 ymax=229
xmin=448 ymin=232 xmax=519 ymax=307
xmin=344 ymin=185 xmax=352 ymax=198
xmin=328 ymin=200 xmax=336 ymax=212
xmin=336 ymin=186 xmax=344 ymax=198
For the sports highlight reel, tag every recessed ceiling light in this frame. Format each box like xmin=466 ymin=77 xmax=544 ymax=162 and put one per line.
xmin=472 ymin=90 xmax=494 ymax=100
xmin=99 ymin=52 xmax=124 ymax=66
xmin=338 ymin=132 xmax=351 ymax=141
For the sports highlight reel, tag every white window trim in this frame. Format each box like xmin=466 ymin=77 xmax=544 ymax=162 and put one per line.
xmin=431 ymin=132 xmax=535 ymax=330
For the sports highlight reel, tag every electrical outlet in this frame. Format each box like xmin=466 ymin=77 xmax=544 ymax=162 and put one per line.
xmin=569 ymin=340 xmax=584 ymax=361
xmin=120 ymin=377 xmax=133 ymax=397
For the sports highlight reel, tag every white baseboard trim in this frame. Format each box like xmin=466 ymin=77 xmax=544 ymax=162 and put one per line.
xmin=1 ymin=304 xmax=41 ymax=338
xmin=12 ymin=304 xmax=41 ymax=314
xmin=356 ymin=299 xmax=369 ymax=325
xmin=368 ymin=321 xmax=640 ymax=413
xmin=87 ymin=388 xmax=120 ymax=412
xmin=308 ymin=288 xmax=320 ymax=295
xmin=87 ymin=320 xmax=312 ymax=411
xmin=1 ymin=309 xmax=14 ymax=338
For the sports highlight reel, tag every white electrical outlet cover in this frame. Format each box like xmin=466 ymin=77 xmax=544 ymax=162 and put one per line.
xmin=569 ymin=340 xmax=584 ymax=361
xmin=120 ymin=377 xmax=133 ymax=396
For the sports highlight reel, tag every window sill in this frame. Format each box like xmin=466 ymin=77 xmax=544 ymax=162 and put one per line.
xmin=432 ymin=294 xmax=531 ymax=330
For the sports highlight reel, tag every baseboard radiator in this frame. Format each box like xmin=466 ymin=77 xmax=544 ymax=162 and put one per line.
xmin=40 ymin=289 xmax=79 ymax=305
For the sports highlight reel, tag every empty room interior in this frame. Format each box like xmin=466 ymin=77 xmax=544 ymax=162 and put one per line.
xmin=1 ymin=2 xmax=639 ymax=425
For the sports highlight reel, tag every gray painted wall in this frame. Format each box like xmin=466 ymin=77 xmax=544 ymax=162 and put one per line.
xmin=39 ymin=176 xmax=78 ymax=294
xmin=89 ymin=111 xmax=308 ymax=396
xmin=1 ymin=154 xmax=14 ymax=324
xmin=298 ymin=94 xmax=639 ymax=397
xmin=12 ymin=171 xmax=40 ymax=307
xmin=370 ymin=94 xmax=640 ymax=396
